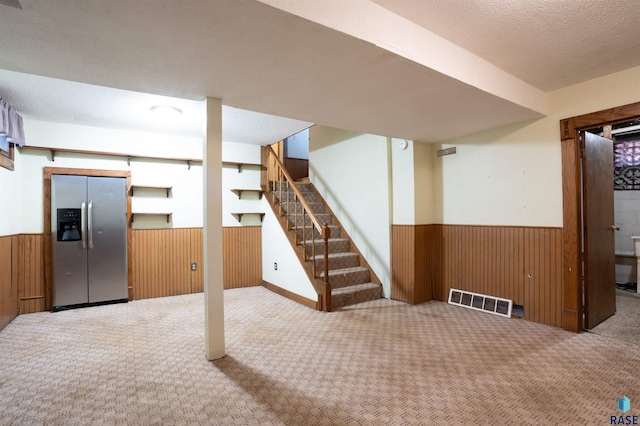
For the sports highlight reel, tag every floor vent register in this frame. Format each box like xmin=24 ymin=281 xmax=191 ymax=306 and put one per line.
xmin=448 ymin=288 xmax=513 ymax=318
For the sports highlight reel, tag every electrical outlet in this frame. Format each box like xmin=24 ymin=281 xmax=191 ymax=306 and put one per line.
xmin=274 ymin=262 xmax=278 ymax=271
xmin=191 ymin=262 xmax=197 ymax=271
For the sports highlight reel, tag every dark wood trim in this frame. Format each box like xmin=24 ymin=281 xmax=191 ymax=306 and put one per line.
xmin=560 ymin=101 xmax=640 ymax=332
xmin=0 ymin=143 xmax=15 ymax=171
xmin=262 ymin=280 xmax=317 ymax=310
xmin=43 ymin=167 xmax=132 ymax=310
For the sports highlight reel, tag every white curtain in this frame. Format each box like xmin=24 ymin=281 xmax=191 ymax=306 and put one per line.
xmin=0 ymin=97 xmax=25 ymax=148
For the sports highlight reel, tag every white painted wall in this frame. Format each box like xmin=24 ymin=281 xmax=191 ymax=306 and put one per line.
xmin=413 ymin=141 xmax=436 ymax=225
xmin=309 ymin=125 xmax=391 ymax=297
xmin=391 ymin=139 xmax=435 ymax=226
xmin=614 ymin=191 xmax=640 ymax=255
xmin=7 ymin=119 xmax=269 ymax=233
xmin=16 ymin=119 xmax=204 ymax=232
xmin=614 ymin=190 xmax=640 ymax=283
xmin=432 ymin=65 xmax=640 ymax=227
xmin=285 ymin=128 xmax=309 ymax=160
xmin=0 ymin=151 xmax=22 ymax=236
xmin=222 ymin=142 xmax=264 ymax=227
xmin=261 ymin=205 xmax=317 ymax=300
xmin=391 ymin=138 xmax=415 ymax=225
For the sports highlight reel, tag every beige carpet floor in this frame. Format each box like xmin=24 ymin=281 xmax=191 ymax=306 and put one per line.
xmin=0 ymin=286 xmax=639 ymax=425
xmin=590 ymin=289 xmax=640 ymax=346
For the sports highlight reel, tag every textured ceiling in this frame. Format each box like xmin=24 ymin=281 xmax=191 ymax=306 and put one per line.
xmin=0 ymin=0 xmax=638 ymax=145
xmin=371 ymin=0 xmax=640 ymax=91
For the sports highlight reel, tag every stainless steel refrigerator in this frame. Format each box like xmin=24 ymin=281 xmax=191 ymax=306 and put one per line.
xmin=52 ymin=175 xmax=128 ymax=311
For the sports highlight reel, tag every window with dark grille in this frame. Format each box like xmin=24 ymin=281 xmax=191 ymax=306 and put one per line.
xmin=614 ymin=135 xmax=640 ymax=190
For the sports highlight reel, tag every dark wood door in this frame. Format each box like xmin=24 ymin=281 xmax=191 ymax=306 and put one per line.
xmin=582 ymin=131 xmax=617 ymax=329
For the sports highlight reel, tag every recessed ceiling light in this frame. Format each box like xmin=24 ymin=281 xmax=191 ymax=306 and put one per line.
xmin=150 ymin=105 xmax=183 ymax=117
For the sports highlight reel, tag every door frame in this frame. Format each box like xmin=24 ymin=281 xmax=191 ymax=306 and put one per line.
xmin=560 ymin=101 xmax=640 ymax=332
xmin=43 ymin=167 xmax=132 ymax=311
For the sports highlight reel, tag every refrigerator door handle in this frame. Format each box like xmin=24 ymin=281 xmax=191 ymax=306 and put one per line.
xmin=80 ymin=200 xmax=86 ymax=249
xmin=88 ymin=200 xmax=94 ymax=249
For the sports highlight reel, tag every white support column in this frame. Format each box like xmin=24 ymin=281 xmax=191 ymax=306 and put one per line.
xmin=204 ymin=97 xmax=225 ymax=360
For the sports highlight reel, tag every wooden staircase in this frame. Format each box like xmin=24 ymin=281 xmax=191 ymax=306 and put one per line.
xmin=269 ymin=180 xmax=382 ymax=309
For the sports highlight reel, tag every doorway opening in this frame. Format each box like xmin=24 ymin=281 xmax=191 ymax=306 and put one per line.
xmin=584 ymin=120 xmax=640 ymax=344
xmin=560 ymin=101 xmax=640 ymax=333
xmin=283 ymin=128 xmax=309 ymax=181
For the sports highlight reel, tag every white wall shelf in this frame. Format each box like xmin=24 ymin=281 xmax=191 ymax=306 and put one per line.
xmin=231 ymin=212 xmax=265 ymax=223
xmin=131 ymin=185 xmax=172 ymax=197
xmin=18 ymin=145 xmax=201 ymax=169
xmin=230 ymin=188 xmax=264 ymax=200
xmin=222 ymin=161 xmax=266 ymax=173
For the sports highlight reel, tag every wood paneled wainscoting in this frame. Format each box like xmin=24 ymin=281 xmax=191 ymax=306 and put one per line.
xmin=0 ymin=226 xmax=262 ymax=330
xmin=0 ymin=234 xmax=46 ymax=332
xmin=131 ymin=227 xmax=262 ymax=300
xmin=0 ymin=235 xmax=19 ymax=332
xmin=222 ymin=226 xmax=262 ymax=289
xmin=391 ymin=224 xmax=563 ymax=328
xmin=283 ymin=158 xmax=309 ymax=181
xmin=15 ymin=234 xmax=46 ymax=314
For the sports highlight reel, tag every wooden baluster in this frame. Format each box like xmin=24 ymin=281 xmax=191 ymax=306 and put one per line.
xmin=322 ymin=223 xmax=329 ymax=285
xmin=278 ymin=168 xmax=283 ymax=216
xmin=323 ymin=223 xmax=331 ymax=311
xmin=293 ymin=193 xmax=298 ymax=245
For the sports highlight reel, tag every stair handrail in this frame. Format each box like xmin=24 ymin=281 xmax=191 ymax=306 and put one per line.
xmin=265 ymin=145 xmax=331 ymax=311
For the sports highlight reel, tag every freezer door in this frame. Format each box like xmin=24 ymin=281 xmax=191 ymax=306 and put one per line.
xmin=87 ymin=177 xmax=128 ymax=303
xmin=52 ymin=175 xmax=89 ymax=307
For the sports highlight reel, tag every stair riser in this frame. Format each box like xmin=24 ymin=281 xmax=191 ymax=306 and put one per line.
xmin=332 ymin=287 xmax=382 ymax=309
xmin=280 ymin=201 xmax=325 ymax=215
xmin=295 ymin=226 xmax=340 ymax=240
xmin=324 ymin=269 xmax=371 ymax=289
xmin=271 ymin=182 xmax=315 ymax=194
xmin=274 ymin=191 xmax=320 ymax=203
xmin=314 ymin=254 xmax=360 ymax=272
xmin=287 ymin=214 xmax=333 ymax=227
xmin=303 ymin=239 xmax=350 ymax=256
xmin=271 ymin=181 xmax=313 ymax=189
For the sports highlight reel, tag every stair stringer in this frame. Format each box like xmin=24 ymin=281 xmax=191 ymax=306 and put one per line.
xmin=262 ymin=194 xmax=332 ymax=310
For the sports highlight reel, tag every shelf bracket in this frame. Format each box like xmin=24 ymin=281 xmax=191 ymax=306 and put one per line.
xmin=127 ymin=156 xmax=131 ymax=166
xmin=50 ymin=149 xmax=56 ymax=162
xmin=231 ymin=212 xmax=265 ymax=223
xmin=187 ymin=160 xmax=191 ymax=170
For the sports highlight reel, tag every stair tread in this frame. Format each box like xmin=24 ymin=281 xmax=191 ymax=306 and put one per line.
xmin=303 ymin=237 xmax=348 ymax=243
xmin=294 ymin=224 xmax=339 ymax=230
xmin=312 ymin=251 xmax=358 ymax=260
xmin=332 ymin=282 xmax=380 ymax=295
xmin=320 ymin=266 xmax=369 ymax=277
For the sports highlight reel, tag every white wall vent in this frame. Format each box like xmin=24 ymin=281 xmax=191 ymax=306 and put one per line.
xmin=448 ymin=288 xmax=513 ymax=318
